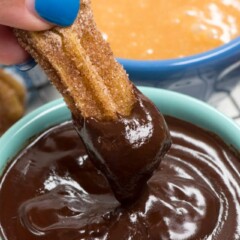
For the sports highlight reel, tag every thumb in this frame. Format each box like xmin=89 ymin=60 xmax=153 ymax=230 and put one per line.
xmin=0 ymin=0 xmax=80 ymax=31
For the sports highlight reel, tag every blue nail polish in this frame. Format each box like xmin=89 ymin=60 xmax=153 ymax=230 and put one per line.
xmin=35 ymin=0 xmax=80 ymax=27
xmin=16 ymin=59 xmax=36 ymax=71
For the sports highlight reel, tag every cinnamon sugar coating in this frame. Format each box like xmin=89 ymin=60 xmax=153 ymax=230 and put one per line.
xmin=14 ymin=0 xmax=136 ymax=120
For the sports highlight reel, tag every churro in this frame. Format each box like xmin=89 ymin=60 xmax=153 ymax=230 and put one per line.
xmin=15 ymin=0 xmax=136 ymax=121
xmin=0 ymin=69 xmax=25 ymax=135
xmin=14 ymin=0 xmax=171 ymax=204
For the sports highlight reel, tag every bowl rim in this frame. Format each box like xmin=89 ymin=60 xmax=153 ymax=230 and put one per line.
xmin=118 ymin=37 xmax=240 ymax=69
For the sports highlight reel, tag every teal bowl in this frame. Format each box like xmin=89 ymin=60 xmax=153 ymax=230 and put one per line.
xmin=0 ymin=86 xmax=240 ymax=177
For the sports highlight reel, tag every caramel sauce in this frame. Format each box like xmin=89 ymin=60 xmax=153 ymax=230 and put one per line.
xmin=92 ymin=0 xmax=240 ymax=59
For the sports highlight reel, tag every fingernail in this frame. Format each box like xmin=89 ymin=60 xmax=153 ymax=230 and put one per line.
xmin=34 ymin=0 xmax=80 ymax=27
xmin=16 ymin=59 xmax=36 ymax=71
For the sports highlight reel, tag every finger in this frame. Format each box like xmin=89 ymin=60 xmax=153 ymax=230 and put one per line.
xmin=0 ymin=0 xmax=80 ymax=31
xmin=0 ymin=25 xmax=29 ymax=65
xmin=0 ymin=0 xmax=50 ymax=30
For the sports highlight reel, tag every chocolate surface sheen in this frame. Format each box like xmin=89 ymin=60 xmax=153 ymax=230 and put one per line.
xmin=0 ymin=117 xmax=240 ymax=239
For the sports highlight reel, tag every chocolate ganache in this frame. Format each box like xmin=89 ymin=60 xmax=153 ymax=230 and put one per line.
xmin=0 ymin=116 xmax=239 ymax=240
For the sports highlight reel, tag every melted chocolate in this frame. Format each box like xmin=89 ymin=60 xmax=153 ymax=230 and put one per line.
xmin=0 ymin=117 xmax=239 ymax=240
xmin=74 ymin=90 xmax=171 ymax=203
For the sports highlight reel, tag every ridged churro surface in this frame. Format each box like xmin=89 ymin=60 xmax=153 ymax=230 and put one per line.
xmin=15 ymin=0 xmax=136 ymax=120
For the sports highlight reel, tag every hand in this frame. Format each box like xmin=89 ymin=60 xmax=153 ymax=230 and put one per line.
xmin=0 ymin=0 xmax=80 ymax=65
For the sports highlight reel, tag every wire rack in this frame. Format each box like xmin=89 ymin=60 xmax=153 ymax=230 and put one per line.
xmin=208 ymin=80 xmax=240 ymax=126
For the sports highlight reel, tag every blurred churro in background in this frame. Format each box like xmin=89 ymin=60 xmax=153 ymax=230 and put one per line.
xmin=0 ymin=69 xmax=25 ymax=135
